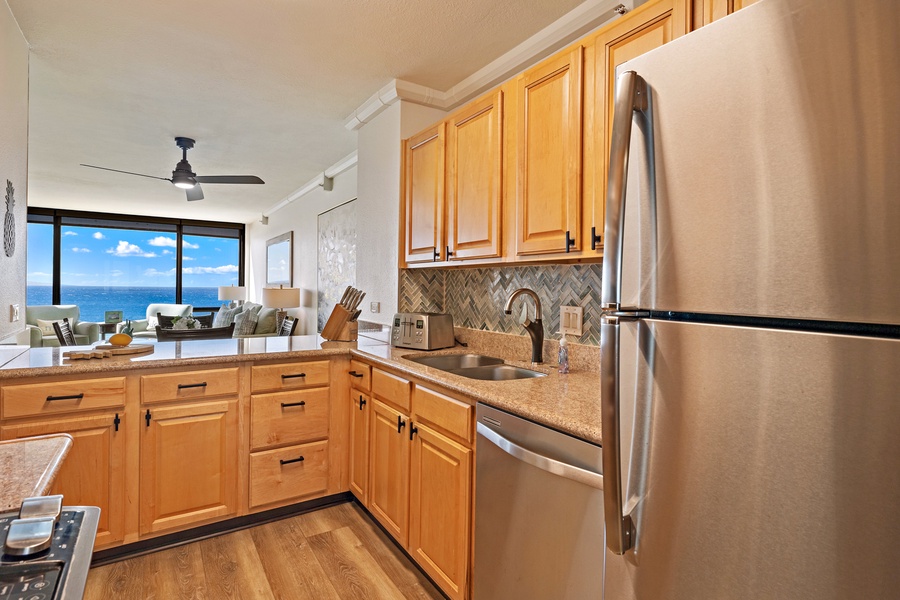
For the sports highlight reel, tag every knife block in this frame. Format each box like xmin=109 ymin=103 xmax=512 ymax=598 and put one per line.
xmin=321 ymin=305 xmax=358 ymax=341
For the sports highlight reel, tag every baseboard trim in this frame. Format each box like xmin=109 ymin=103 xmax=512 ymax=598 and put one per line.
xmin=91 ymin=492 xmax=352 ymax=567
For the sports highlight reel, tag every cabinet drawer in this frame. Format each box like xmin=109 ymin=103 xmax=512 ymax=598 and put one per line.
xmin=249 ymin=441 xmax=329 ymax=508
xmin=250 ymin=388 xmax=330 ymax=451
xmin=141 ymin=368 xmax=238 ymax=404
xmin=348 ymin=359 xmax=371 ymax=391
xmin=413 ymin=385 xmax=473 ymax=444
xmin=251 ymin=361 xmax=330 ymax=393
xmin=2 ymin=377 xmax=126 ymax=419
xmin=372 ymin=369 xmax=411 ymax=412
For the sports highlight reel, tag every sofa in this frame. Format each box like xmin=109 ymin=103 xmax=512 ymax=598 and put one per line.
xmin=116 ymin=303 xmax=192 ymax=339
xmin=23 ymin=305 xmax=100 ymax=348
xmin=214 ymin=302 xmax=281 ymax=338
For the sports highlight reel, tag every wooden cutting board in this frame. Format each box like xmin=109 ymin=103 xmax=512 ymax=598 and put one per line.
xmin=91 ymin=343 xmax=155 ymax=356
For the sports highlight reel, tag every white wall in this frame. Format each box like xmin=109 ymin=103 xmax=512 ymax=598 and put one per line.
xmin=0 ymin=2 xmax=28 ymax=344
xmin=355 ymin=101 xmax=447 ymax=325
xmin=245 ymin=166 xmax=357 ymax=335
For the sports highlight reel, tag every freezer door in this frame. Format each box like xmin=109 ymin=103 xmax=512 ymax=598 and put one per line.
xmin=616 ymin=0 xmax=900 ymax=324
xmin=606 ymin=318 xmax=900 ymax=599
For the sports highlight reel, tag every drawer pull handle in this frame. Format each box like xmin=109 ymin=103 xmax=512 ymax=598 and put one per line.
xmin=46 ymin=393 xmax=84 ymax=402
xmin=177 ymin=382 xmax=207 ymax=390
xmin=349 ymin=371 xmax=364 ymax=378
xmin=281 ymin=373 xmax=307 ymax=380
xmin=359 ymin=395 xmax=367 ymax=410
xmin=281 ymin=401 xmax=307 ymax=408
xmin=280 ymin=456 xmax=305 ymax=466
xmin=397 ymin=415 xmax=406 ymax=434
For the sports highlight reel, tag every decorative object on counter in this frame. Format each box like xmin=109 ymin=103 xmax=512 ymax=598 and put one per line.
xmin=503 ymin=288 xmax=544 ymax=363
xmin=262 ymin=285 xmax=301 ymax=331
xmin=120 ymin=319 xmax=134 ymax=336
xmin=170 ymin=315 xmax=201 ymax=330
xmin=68 ymin=343 xmax=153 ymax=359
xmin=266 ymin=231 xmax=292 ymax=286
xmin=104 ymin=310 xmax=123 ymax=324
xmin=279 ymin=315 xmax=298 ymax=336
xmin=156 ymin=323 xmax=235 ymax=341
xmin=218 ymin=284 xmax=246 ymax=308
xmin=321 ymin=286 xmax=364 ymax=341
xmin=108 ymin=332 xmax=133 ymax=347
xmin=116 ymin=304 xmax=192 ymax=339
xmin=4 ymin=179 xmax=15 ymax=257
xmin=52 ymin=318 xmax=78 ymax=346
xmin=558 ymin=337 xmax=570 ymax=374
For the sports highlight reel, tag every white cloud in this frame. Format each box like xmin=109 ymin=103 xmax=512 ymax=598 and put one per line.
xmin=182 ymin=264 xmax=239 ymax=275
xmin=63 ymin=231 xmax=77 ymax=237
xmin=162 ymin=249 xmax=173 ymax=255
xmin=107 ymin=241 xmax=156 ymax=258
xmin=143 ymin=268 xmax=175 ymax=277
xmin=28 ymin=271 xmax=52 ymax=277
xmin=93 ymin=232 xmax=106 ymax=240
xmin=183 ymin=256 xmax=194 ymax=261
xmin=147 ymin=236 xmax=177 ymax=248
xmin=182 ymin=240 xmax=199 ymax=249
xmin=72 ymin=247 xmax=90 ymax=253
xmin=110 ymin=270 xmax=124 ymax=277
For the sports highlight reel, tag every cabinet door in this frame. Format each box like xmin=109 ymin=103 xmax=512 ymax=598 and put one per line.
xmin=408 ymin=423 xmax=472 ymax=600
xmin=404 ymin=123 xmax=446 ymax=264
xmin=1 ymin=412 xmax=125 ymax=549
xmin=515 ymin=47 xmax=583 ymax=255
xmin=348 ymin=389 xmax=370 ymax=504
xmin=368 ymin=398 xmax=410 ymax=545
xmin=140 ymin=399 xmax=237 ymax=535
xmin=591 ymin=0 xmax=685 ymax=247
xmin=446 ymin=91 xmax=503 ymax=261
xmin=692 ymin=0 xmax=759 ymax=28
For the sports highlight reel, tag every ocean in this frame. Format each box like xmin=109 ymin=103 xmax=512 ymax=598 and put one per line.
xmin=26 ymin=286 xmax=223 ymax=322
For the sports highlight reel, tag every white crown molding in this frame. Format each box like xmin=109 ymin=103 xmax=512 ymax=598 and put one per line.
xmin=344 ymin=0 xmax=635 ymax=131
xmin=261 ymin=150 xmax=358 ymax=219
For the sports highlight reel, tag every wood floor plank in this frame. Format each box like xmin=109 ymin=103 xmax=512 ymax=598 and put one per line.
xmin=295 ymin=502 xmax=356 ymax=537
xmin=143 ymin=543 xmax=208 ymax=600
xmin=83 ymin=555 xmax=144 ymax=600
xmin=307 ymin=525 xmax=409 ymax=600
xmin=199 ymin=529 xmax=277 ymax=600
xmin=249 ymin=517 xmax=342 ymax=600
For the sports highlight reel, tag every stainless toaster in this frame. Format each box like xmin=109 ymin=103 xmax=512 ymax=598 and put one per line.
xmin=391 ymin=312 xmax=455 ymax=350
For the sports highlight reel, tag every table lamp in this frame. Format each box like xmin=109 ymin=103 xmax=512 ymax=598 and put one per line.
xmin=218 ymin=285 xmax=247 ymax=308
xmin=262 ymin=285 xmax=301 ymax=330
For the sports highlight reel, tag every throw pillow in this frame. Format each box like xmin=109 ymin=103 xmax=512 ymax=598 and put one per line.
xmin=213 ymin=304 xmax=243 ymax=328
xmin=36 ymin=318 xmax=63 ymax=336
xmin=234 ymin=305 xmax=261 ymax=336
xmin=255 ymin=308 xmax=278 ymax=335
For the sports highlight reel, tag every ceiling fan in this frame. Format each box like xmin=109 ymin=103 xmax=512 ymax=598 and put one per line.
xmin=80 ymin=137 xmax=264 ymax=201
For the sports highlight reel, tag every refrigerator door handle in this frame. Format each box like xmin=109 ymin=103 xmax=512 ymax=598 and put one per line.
xmin=600 ymin=70 xmax=650 ymax=556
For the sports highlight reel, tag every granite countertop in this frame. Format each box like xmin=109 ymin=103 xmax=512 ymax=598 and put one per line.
xmin=0 ymin=433 xmax=73 ymax=513
xmin=0 ymin=331 xmax=602 ymax=444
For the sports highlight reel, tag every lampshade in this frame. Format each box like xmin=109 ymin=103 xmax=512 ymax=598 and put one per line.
xmin=262 ymin=286 xmax=301 ymax=309
xmin=218 ymin=285 xmax=247 ymax=301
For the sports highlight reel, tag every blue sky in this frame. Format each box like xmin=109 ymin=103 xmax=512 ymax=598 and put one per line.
xmin=27 ymin=224 xmax=239 ymax=288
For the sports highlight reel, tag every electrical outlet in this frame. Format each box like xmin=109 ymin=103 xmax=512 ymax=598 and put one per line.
xmin=10 ymin=304 xmax=19 ymax=322
xmin=370 ymin=302 xmax=380 ymax=313
xmin=560 ymin=305 xmax=583 ymax=336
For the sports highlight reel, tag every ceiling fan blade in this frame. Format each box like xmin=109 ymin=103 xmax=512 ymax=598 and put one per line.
xmin=194 ymin=175 xmax=264 ymax=185
xmin=186 ymin=184 xmax=204 ymax=201
xmin=80 ymin=164 xmax=170 ymax=182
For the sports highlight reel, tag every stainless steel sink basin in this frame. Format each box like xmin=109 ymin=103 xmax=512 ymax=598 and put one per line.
xmin=406 ymin=353 xmax=505 ymax=370
xmin=449 ymin=364 xmax=547 ymax=381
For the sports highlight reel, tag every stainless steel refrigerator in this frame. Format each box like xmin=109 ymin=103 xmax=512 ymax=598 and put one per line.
xmin=599 ymin=0 xmax=900 ymax=598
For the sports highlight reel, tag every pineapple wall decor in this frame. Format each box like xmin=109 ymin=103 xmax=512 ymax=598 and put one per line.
xmin=4 ymin=180 xmax=15 ymax=258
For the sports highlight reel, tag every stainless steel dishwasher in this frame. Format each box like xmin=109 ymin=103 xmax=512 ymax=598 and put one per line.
xmin=474 ymin=403 xmax=605 ymax=600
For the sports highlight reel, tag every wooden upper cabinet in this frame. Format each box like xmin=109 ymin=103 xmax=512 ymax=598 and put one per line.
xmin=515 ymin=46 xmax=583 ymax=256
xmin=446 ymin=91 xmax=503 ymax=261
xmin=590 ymin=0 xmax=687 ymax=248
xmin=692 ymin=0 xmax=759 ymax=29
xmin=404 ymin=123 xmax=446 ymax=264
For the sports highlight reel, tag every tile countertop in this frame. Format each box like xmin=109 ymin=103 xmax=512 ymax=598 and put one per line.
xmin=0 ymin=433 xmax=73 ymax=513
xmin=0 ymin=332 xmax=602 ymax=444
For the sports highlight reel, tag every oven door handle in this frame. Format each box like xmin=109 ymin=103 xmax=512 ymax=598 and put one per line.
xmin=477 ymin=422 xmax=603 ymax=490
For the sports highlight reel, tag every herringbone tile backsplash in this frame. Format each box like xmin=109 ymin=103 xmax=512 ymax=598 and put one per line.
xmin=399 ymin=264 xmax=604 ymax=345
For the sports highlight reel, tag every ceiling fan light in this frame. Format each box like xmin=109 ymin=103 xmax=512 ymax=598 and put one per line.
xmin=172 ymin=174 xmax=196 ymax=189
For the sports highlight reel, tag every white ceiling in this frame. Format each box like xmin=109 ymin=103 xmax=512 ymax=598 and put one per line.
xmin=8 ymin=0 xmax=587 ymax=224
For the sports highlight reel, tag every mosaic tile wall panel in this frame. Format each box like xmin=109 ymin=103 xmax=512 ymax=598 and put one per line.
xmin=317 ymin=200 xmax=357 ymax=332
xmin=399 ymin=264 xmax=603 ymax=345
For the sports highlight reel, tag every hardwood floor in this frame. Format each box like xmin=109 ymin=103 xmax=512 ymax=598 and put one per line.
xmin=83 ymin=502 xmax=445 ymax=600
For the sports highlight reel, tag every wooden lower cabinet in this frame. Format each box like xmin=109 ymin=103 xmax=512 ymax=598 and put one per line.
xmin=0 ymin=411 xmax=125 ymax=548
xmin=409 ymin=423 xmax=472 ymax=600
xmin=349 ymin=389 xmax=370 ymax=503
xmin=249 ymin=440 xmax=329 ymax=508
xmin=368 ymin=398 xmax=410 ymax=545
xmin=140 ymin=399 xmax=238 ymax=535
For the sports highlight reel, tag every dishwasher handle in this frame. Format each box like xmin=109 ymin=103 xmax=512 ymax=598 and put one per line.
xmin=477 ymin=422 xmax=604 ymax=490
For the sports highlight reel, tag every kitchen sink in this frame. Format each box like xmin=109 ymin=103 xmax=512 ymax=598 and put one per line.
xmin=405 ymin=353 xmax=546 ymax=380
xmin=406 ymin=353 xmax=505 ymax=370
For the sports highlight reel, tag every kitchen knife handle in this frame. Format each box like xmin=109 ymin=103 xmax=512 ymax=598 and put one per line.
xmin=601 ymin=70 xmax=650 ymax=311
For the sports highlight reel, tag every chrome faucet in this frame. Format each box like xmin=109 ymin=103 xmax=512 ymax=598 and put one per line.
xmin=504 ymin=288 xmax=544 ymax=364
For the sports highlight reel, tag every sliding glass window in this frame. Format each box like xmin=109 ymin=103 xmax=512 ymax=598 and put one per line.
xmin=27 ymin=209 xmax=244 ymax=322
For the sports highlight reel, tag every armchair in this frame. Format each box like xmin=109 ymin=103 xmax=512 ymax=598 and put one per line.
xmin=117 ymin=303 xmax=192 ymax=339
xmin=24 ymin=305 xmax=100 ymax=348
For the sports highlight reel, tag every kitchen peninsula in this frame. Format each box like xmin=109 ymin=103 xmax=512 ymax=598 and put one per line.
xmin=0 ymin=332 xmax=600 ymax=600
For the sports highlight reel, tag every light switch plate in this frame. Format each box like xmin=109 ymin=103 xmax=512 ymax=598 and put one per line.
xmin=10 ymin=304 xmax=19 ymax=322
xmin=370 ymin=302 xmax=380 ymax=313
xmin=560 ymin=305 xmax=583 ymax=336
